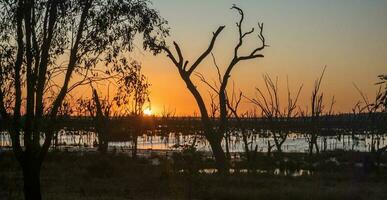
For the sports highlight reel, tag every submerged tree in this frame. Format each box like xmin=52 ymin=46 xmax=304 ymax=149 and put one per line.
xmin=0 ymin=0 xmax=167 ymax=199
xmin=355 ymin=75 xmax=387 ymax=150
xmin=226 ymin=85 xmax=258 ymax=167
xmin=307 ymin=66 xmax=328 ymax=155
xmin=375 ymin=74 xmax=387 ymax=163
xmin=352 ymin=75 xmax=387 ymax=169
xmin=247 ymin=75 xmax=303 ymax=154
xmin=159 ymin=5 xmax=267 ymax=173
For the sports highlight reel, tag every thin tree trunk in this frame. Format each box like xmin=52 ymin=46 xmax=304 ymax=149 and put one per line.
xmin=224 ymin=134 xmax=231 ymax=160
xmin=315 ymin=141 xmax=320 ymax=154
xmin=54 ymin=132 xmax=59 ymax=149
xmin=132 ymin=116 xmax=142 ymax=159
xmin=241 ymin=130 xmax=250 ymax=162
xmin=132 ymin=135 xmax=138 ymax=159
xmin=309 ymin=137 xmax=314 ymax=156
xmin=273 ymin=132 xmax=283 ymax=153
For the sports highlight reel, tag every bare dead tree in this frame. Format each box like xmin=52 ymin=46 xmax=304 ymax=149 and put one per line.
xmin=247 ymin=75 xmax=303 ymax=154
xmin=353 ymin=77 xmax=387 ymax=170
xmin=225 ymin=84 xmax=259 ymax=168
xmin=158 ymin=5 xmax=267 ymax=173
xmin=307 ymin=66 xmax=328 ymax=155
xmin=376 ymin=74 xmax=387 ymax=112
xmin=161 ymin=106 xmax=176 ymax=118
xmin=354 ymin=83 xmax=385 ymax=152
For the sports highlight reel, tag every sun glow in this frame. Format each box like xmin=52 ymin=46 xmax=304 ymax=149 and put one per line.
xmin=143 ymin=108 xmax=152 ymax=116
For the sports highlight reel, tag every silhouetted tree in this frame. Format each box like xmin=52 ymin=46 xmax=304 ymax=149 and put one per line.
xmin=74 ymin=61 xmax=150 ymax=154
xmin=375 ymin=74 xmax=387 ymax=164
xmin=354 ymin=75 xmax=387 ymax=168
xmin=354 ymin=83 xmax=383 ymax=152
xmin=308 ymin=66 xmax=327 ymax=155
xmin=91 ymin=89 xmax=111 ymax=153
xmin=0 ymin=0 xmax=167 ymax=199
xmin=376 ymin=74 xmax=387 ymax=112
xmin=226 ymin=85 xmax=258 ymax=168
xmin=247 ymin=75 xmax=303 ymax=154
xmin=114 ymin=60 xmax=150 ymax=158
xmin=158 ymin=5 xmax=267 ymax=173
xmin=74 ymin=89 xmax=112 ymax=151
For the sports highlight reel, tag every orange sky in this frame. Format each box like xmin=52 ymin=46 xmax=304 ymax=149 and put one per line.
xmin=76 ymin=1 xmax=387 ymax=116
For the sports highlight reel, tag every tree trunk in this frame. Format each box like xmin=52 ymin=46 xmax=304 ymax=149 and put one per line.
xmin=132 ymin=117 xmax=142 ymax=159
xmin=208 ymin=136 xmax=229 ymax=174
xmin=267 ymin=141 xmax=273 ymax=157
xmin=273 ymin=133 xmax=283 ymax=153
xmin=323 ymin=137 xmax=327 ymax=152
xmin=309 ymin=134 xmax=318 ymax=156
xmin=54 ymin=132 xmax=59 ymax=150
xmin=314 ymin=141 xmax=320 ymax=154
xmin=97 ymin=133 xmax=108 ymax=153
xmin=22 ymin=161 xmax=42 ymax=200
xmin=132 ymin=135 xmax=138 ymax=159
xmin=309 ymin=141 xmax=313 ymax=156
xmin=93 ymin=89 xmax=108 ymax=153
xmin=224 ymin=134 xmax=231 ymax=160
xmin=241 ymin=131 xmax=250 ymax=162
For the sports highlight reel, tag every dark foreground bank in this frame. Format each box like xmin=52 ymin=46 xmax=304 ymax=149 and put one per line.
xmin=0 ymin=151 xmax=386 ymax=200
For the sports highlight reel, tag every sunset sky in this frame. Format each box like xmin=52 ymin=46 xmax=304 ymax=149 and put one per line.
xmin=104 ymin=0 xmax=387 ymax=115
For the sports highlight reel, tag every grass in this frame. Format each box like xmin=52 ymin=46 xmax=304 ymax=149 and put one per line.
xmin=0 ymin=151 xmax=386 ymax=200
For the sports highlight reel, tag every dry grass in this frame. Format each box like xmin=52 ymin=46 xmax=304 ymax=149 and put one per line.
xmin=0 ymin=151 xmax=386 ymax=200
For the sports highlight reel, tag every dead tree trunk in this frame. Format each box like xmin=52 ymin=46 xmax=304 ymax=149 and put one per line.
xmin=132 ymin=135 xmax=138 ymax=158
xmin=93 ymin=89 xmax=109 ymax=153
xmin=208 ymin=135 xmax=229 ymax=173
xmin=159 ymin=5 xmax=267 ymax=173
xmin=224 ymin=133 xmax=231 ymax=160
xmin=273 ymin=131 xmax=287 ymax=153
xmin=308 ymin=66 xmax=327 ymax=156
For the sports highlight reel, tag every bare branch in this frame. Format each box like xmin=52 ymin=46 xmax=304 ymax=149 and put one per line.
xmin=173 ymin=41 xmax=184 ymax=67
xmin=353 ymin=83 xmax=372 ymax=113
xmin=195 ymin=72 xmax=219 ymax=94
xmin=311 ymin=66 xmax=327 ymax=117
xmin=187 ymin=26 xmax=225 ymax=75
xmin=211 ymin=53 xmax=223 ymax=85
xmin=161 ymin=45 xmax=179 ymax=67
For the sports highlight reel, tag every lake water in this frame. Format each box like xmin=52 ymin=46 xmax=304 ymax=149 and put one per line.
xmin=1 ymin=130 xmax=386 ymax=153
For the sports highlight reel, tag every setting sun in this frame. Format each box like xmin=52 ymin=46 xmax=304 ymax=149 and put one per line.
xmin=143 ymin=108 xmax=152 ymax=116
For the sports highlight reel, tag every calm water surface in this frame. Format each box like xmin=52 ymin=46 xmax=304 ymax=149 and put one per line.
xmin=1 ymin=130 xmax=386 ymax=153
